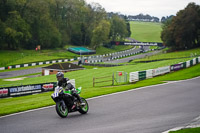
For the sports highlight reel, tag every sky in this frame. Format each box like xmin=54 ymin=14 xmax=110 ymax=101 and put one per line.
xmin=85 ymin=0 xmax=200 ymax=19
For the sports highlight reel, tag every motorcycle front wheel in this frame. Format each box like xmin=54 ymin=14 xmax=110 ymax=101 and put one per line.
xmin=56 ymin=101 xmax=68 ymax=118
xmin=78 ymin=98 xmax=89 ymax=114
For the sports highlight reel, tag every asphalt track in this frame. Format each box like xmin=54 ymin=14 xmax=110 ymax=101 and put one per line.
xmin=1 ymin=77 xmax=200 ymax=133
xmin=104 ymin=50 xmax=162 ymax=64
xmin=0 ymin=67 xmax=42 ymax=79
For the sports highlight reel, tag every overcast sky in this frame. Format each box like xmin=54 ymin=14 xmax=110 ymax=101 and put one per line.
xmin=85 ymin=0 xmax=200 ymax=19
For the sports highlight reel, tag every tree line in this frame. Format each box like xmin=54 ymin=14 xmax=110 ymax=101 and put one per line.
xmin=161 ymin=2 xmax=200 ymax=50
xmin=0 ymin=0 xmax=130 ymax=50
xmin=161 ymin=15 xmax=174 ymax=23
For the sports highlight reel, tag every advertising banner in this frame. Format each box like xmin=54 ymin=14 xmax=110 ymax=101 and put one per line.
xmin=9 ymin=84 xmax=42 ymax=96
xmin=42 ymin=84 xmax=54 ymax=92
xmin=170 ymin=64 xmax=183 ymax=71
xmin=0 ymin=89 xmax=9 ymax=98
xmin=153 ymin=66 xmax=170 ymax=76
xmin=0 ymin=82 xmax=57 ymax=98
xmin=138 ymin=71 xmax=146 ymax=80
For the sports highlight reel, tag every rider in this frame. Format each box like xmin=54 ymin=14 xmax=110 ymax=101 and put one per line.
xmin=56 ymin=72 xmax=85 ymax=107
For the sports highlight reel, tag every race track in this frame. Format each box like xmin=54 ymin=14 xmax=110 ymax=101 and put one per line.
xmin=1 ymin=77 xmax=200 ymax=133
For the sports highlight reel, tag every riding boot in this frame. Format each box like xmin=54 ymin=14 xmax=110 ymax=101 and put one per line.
xmin=75 ymin=94 xmax=85 ymax=106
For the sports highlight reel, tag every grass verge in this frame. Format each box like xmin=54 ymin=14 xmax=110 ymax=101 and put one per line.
xmin=169 ymin=127 xmax=200 ymax=133
xmin=0 ymin=63 xmax=200 ymax=116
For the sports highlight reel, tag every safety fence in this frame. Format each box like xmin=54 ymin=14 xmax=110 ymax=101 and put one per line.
xmin=93 ymin=75 xmax=114 ymax=87
xmin=130 ymin=57 xmax=200 ymax=83
xmin=93 ymin=71 xmax=128 ymax=87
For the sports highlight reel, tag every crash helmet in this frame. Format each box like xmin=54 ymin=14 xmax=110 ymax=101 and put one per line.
xmin=56 ymin=72 xmax=64 ymax=81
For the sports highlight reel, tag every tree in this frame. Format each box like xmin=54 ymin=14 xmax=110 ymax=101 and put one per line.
xmin=91 ymin=20 xmax=111 ymax=49
xmin=0 ymin=20 xmax=6 ymax=49
xmin=110 ymin=15 xmax=128 ymax=41
xmin=4 ymin=11 xmax=31 ymax=49
xmin=161 ymin=2 xmax=200 ymax=50
xmin=23 ymin=0 xmax=62 ymax=49
xmin=0 ymin=0 xmax=131 ymax=50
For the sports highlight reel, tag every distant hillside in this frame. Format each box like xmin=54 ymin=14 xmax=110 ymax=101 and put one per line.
xmin=130 ymin=21 xmax=162 ymax=42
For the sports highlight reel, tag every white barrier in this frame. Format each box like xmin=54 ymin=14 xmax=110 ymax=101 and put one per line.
xmin=129 ymin=72 xmax=139 ymax=83
xmin=186 ymin=60 xmax=190 ymax=68
xmin=0 ymin=67 xmax=5 ymax=70
xmin=193 ymin=58 xmax=196 ymax=65
xmin=153 ymin=66 xmax=170 ymax=77
xmin=146 ymin=69 xmax=153 ymax=79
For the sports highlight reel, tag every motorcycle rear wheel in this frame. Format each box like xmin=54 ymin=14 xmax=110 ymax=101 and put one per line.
xmin=78 ymin=98 xmax=89 ymax=114
xmin=56 ymin=101 xmax=68 ymax=118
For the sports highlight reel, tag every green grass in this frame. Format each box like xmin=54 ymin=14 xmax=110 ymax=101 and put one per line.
xmin=95 ymin=45 xmax=134 ymax=55
xmin=0 ymin=45 xmax=134 ymax=67
xmin=132 ymin=48 xmax=200 ymax=63
xmin=0 ymin=49 xmax=77 ymax=67
xmin=0 ymin=61 xmax=200 ymax=116
xmin=130 ymin=21 xmax=162 ymax=42
xmin=169 ymin=127 xmax=200 ymax=133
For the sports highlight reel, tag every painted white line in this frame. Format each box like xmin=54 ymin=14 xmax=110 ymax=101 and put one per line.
xmin=1 ymin=76 xmax=200 ymax=119
xmin=162 ymin=127 xmax=183 ymax=133
xmin=162 ymin=124 xmax=200 ymax=133
xmin=88 ymin=76 xmax=200 ymax=101
xmin=0 ymin=105 xmax=55 ymax=119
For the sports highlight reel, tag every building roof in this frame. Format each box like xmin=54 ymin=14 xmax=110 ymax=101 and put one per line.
xmin=42 ymin=63 xmax=84 ymax=70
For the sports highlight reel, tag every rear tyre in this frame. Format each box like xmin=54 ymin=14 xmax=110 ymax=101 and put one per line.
xmin=56 ymin=101 xmax=68 ymax=118
xmin=78 ymin=98 xmax=89 ymax=114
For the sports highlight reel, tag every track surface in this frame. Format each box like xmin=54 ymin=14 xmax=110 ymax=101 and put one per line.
xmin=0 ymin=67 xmax=42 ymax=79
xmin=1 ymin=77 xmax=200 ymax=133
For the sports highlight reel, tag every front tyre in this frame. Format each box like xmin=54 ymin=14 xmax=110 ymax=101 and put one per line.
xmin=56 ymin=101 xmax=68 ymax=118
xmin=78 ymin=98 xmax=89 ymax=114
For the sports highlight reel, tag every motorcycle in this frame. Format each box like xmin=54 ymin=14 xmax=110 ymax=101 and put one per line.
xmin=51 ymin=86 xmax=89 ymax=118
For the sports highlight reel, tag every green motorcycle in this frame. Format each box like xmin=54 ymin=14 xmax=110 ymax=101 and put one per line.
xmin=51 ymin=87 xmax=89 ymax=118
